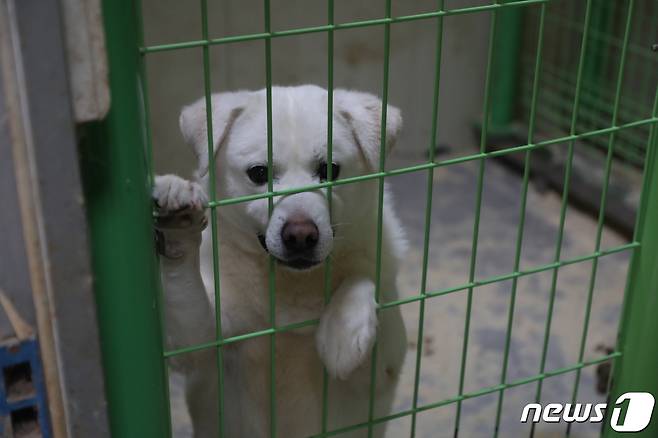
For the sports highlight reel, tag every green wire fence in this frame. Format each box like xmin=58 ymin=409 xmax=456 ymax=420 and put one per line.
xmin=518 ymin=0 xmax=658 ymax=168
xmin=88 ymin=0 xmax=658 ymax=436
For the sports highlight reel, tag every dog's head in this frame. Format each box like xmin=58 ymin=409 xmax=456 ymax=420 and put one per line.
xmin=180 ymin=85 xmax=401 ymax=270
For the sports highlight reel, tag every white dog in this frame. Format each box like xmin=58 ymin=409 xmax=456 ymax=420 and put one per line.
xmin=153 ymin=85 xmax=407 ymax=437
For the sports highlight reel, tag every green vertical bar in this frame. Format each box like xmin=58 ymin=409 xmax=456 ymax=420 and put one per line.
xmin=566 ymin=2 xmax=635 ymax=435
xmin=321 ymin=0 xmax=335 ymax=434
xmin=198 ymin=0 xmax=226 ymax=435
xmin=409 ymin=0 xmax=444 ymax=436
xmin=602 ymin=89 xmax=658 ymax=438
xmin=454 ymin=5 xmax=499 ymax=436
xmin=367 ymin=0 xmax=392 ymax=435
xmin=82 ymin=0 xmax=171 ymax=436
xmin=531 ymin=3 xmax=594 ymax=434
xmin=263 ymin=1 xmax=277 ymax=436
xmin=135 ymin=0 xmax=173 ymax=431
xmin=490 ymin=0 xmax=523 ymax=133
xmin=493 ymin=5 xmax=546 ymax=437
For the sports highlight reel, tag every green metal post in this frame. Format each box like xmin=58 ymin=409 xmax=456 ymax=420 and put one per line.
xmin=490 ymin=0 xmax=523 ymax=134
xmin=581 ymin=0 xmax=610 ymax=119
xmin=80 ymin=0 xmax=171 ymax=436
xmin=603 ymin=97 xmax=658 ymax=436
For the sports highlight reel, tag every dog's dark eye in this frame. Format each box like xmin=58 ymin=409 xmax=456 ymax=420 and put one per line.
xmin=318 ymin=162 xmax=340 ymax=182
xmin=247 ymin=165 xmax=269 ymax=185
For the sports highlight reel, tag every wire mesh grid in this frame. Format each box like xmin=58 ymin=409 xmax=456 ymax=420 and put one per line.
xmin=519 ymin=0 xmax=658 ymax=168
xmin=133 ymin=0 xmax=657 ymax=436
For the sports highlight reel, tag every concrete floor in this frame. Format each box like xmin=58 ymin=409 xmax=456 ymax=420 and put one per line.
xmin=169 ymin=151 xmax=630 ymax=438
xmin=384 ymin=153 xmax=629 ymax=438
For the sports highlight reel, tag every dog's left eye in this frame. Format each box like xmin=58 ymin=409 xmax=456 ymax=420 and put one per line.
xmin=247 ymin=165 xmax=269 ymax=185
xmin=318 ymin=162 xmax=340 ymax=182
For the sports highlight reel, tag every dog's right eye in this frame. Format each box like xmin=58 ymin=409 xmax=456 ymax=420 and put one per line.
xmin=247 ymin=166 xmax=269 ymax=185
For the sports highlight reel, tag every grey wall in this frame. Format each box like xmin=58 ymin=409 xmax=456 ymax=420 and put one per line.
xmin=0 ymin=72 xmax=36 ymax=340
xmin=0 ymin=0 xmax=110 ymax=434
xmin=142 ymin=0 xmax=492 ymax=176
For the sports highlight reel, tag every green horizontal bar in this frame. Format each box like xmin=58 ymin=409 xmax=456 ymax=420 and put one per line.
xmin=520 ymin=66 xmax=651 ymax=132
xmin=206 ymin=116 xmax=657 ymax=208
xmin=378 ymin=241 xmax=638 ymax=311
xmin=308 ymin=352 xmax=621 ymax=438
xmin=164 ymin=317 xmax=319 ymax=358
xmin=141 ymin=0 xmax=547 ymax=54
xmin=163 ymin=241 xmax=638 ymax=358
xmin=519 ymin=93 xmax=648 ymax=164
xmin=518 ymin=86 xmax=648 ymax=166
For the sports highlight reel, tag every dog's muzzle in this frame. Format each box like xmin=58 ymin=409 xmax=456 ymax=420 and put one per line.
xmin=257 ymin=217 xmax=323 ymax=271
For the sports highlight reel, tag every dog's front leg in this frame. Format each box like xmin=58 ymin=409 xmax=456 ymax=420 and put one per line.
xmin=154 ymin=174 xmax=220 ymax=438
xmin=316 ymin=277 xmax=377 ymax=380
xmin=154 ymin=175 xmax=215 ymax=361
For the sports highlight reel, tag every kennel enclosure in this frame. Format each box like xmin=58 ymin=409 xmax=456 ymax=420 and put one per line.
xmin=80 ymin=0 xmax=658 ymax=437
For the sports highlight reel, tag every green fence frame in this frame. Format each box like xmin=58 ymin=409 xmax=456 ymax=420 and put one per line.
xmin=82 ymin=0 xmax=171 ymax=436
xmin=603 ymin=85 xmax=658 ymax=437
xmin=89 ymin=0 xmax=658 ymax=436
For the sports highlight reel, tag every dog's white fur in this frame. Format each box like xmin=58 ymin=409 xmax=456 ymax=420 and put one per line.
xmin=154 ymin=85 xmax=407 ymax=437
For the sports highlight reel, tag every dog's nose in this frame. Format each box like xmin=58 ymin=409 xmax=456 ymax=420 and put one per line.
xmin=281 ymin=216 xmax=319 ymax=253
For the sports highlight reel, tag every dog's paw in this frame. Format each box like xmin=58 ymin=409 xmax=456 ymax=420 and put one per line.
xmin=153 ymin=175 xmax=208 ymax=258
xmin=316 ymin=278 xmax=377 ymax=380
xmin=153 ymin=174 xmax=208 ymax=231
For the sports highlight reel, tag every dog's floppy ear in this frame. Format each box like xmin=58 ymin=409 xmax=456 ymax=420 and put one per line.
xmin=179 ymin=91 xmax=249 ymax=180
xmin=334 ymin=89 xmax=402 ymax=170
